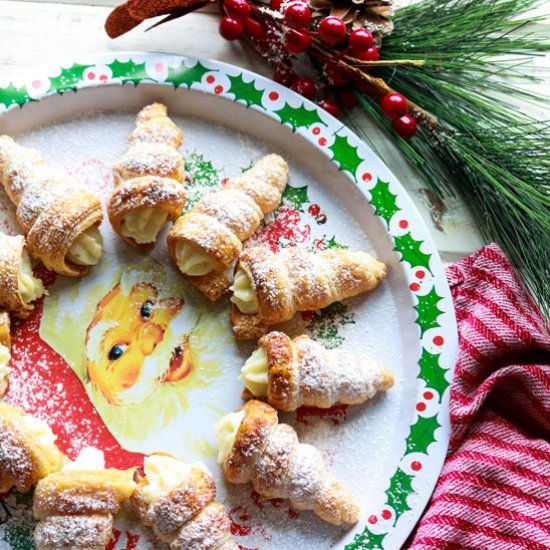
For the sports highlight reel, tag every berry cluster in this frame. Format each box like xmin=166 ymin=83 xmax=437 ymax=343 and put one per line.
xmin=218 ymin=0 xmax=418 ymax=139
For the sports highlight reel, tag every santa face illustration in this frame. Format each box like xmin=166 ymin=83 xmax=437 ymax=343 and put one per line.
xmin=85 ymin=279 xmax=194 ymax=406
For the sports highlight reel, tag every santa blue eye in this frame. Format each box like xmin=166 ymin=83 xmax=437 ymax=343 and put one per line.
xmin=108 ymin=345 xmax=125 ymax=361
xmin=140 ymin=301 xmax=154 ymax=319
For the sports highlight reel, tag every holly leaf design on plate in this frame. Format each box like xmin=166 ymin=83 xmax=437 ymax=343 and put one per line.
xmin=405 ymin=414 xmax=440 ymax=455
xmin=281 ymin=184 xmax=309 ymax=212
xmin=386 ymin=467 xmax=415 ymax=515
xmin=108 ymin=59 xmax=148 ymax=85
xmin=414 ymin=287 xmax=444 ymax=336
xmin=393 ymin=232 xmax=432 ymax=270
xmin=418 ymin=347 xmax=450 ymax=396
xmin=347 ymin=530 xmax=386 ymax=549
xmin=326 ymin=235 xmax=348 ymax=249
xmin=227 ymin=73 xmax=264 ymax=107
xmin=273 ymin=103 xmax=324 ymax=130
xmin=370 ymin=178 xmax=400 ymax=225
xmin=329 ymin=134 xmax=363 ymax=178
xmin=0 ymin=82 xmax=30 ymax=108
xmin=166 ymin=62 xmax=212 ymax=88
xmin=49 ymin=64 xmax=92 ymax=93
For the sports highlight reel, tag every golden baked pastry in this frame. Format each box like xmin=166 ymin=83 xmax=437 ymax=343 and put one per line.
xmin=230 ymin=246 xmax=386 ymax=339
xmin=0 ymin=311 xmax=11 ymax=397
xmin=33 ymin=448 xmax=136 ymax=550
xmin=108 ymin=103 xmax=187 ymax=251
xmin=0 ymin=402 xmax=66 ymax=493
xmin=131 ymin=454 xmax=237 ymax=549
xmin=241 ymin=331 xmax=394 ymax=410
xmin=0 ymin=136 xmax=104 ymax=277
xmin=167 ymin=154 xmax=288 ymax=301
xmin=215 ymin=400 xmax=360 ymax=527
xmin=0 ymin=232 xmax=44 ymax=319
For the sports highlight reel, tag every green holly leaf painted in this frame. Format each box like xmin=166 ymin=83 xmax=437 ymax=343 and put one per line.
xmin=326 ymin=235 xmax=349 ymax=249
xmin=307 ymin=301 xmax=355 ymax=349
xmin=386 ymin=468 xmax=414 ymax=515
xmin=329 ymin=134 xmax=363 ymax=178
xmin=3 ymin=523 xmax=35 ymax=550
xmin=418 ymin=347 xmax=450 ymax=396
xmin=346 ymin=530 xmax=386 ymax=549
xmin=273 ymin=103 xmax=324 ymax=131
xmin=393 ymin=233 xmax=431 ymax=269
xmin=165 ymin=62 xmax=211 ymax=88
xmin=414 ymin=287 xmax=444 ymax=336
xmin=108 ymin=59 xmax=149 ymax=86
xmin=282 ymin=185 xmax=309 ymax=212
xmin=227 ymin=73 xmax=264 ymax=107
xmin=0 ymin=82 xmax=30 ymax=108
xmin=405 ymin=414 xmax=440 ymax=455
xmin=49 ymin=63 xmax=90 ymax=93
xmin=183 ymin=151 xmax=222 ymax=213
xmin=370 ymin=178 xmax=400 ymax=224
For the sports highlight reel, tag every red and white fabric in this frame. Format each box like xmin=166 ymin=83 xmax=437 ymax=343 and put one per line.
xmin=406 ymin=243 xmax=550 ymax=550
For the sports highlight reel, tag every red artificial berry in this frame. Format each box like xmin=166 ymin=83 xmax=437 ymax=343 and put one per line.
xmin=273 ymin=66 xmax=297 ymax=86
xmin=308 ymin=204 xmax=321 ymax=216
xmin=270 ymin=0 xmax=283 ymax=10
xmin=219 ymin=17 xmax=244 ymax=40
xmin=391 ymin=114 xmax=417 ymax=139
xmin=318 ymin=16 xmax=347 ymax=46
xmin=284 ymin=3 xmax=311 ymax=30
xmin=244 ymin=17 xmax=267 ymax=40
xmin=325 ymin=63 xmax=351 ymax=86
xmin=381 ymin=92 xmax=408 ymax=120
xmin=316 ymin=213 xmax=327 ymax=224
xmin=357 ymin=46 xmax=379 ymax=62
xmin=336 ymin=87 xmax=359 ymax=109
xmin=349 ymin=28 xmax=374 ymax=54
xmin=286 ymin=29 xmax=312 ymax=53
xmin=318 ymin=99 xmax=340 ymax=117
xmin=224 ymin=0 xmax=251 ymax=20
xmin=291 ymin=77 xmax=317 ymax=100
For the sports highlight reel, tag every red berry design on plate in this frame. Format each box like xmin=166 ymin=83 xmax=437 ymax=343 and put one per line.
xmin=316 ymin=213 xmax=327 ymax=224
xmin=433 ymin=335 xmax=444 ymax=346
xmin=324 ymin=63 xmax=352 ymax=86
xmin=357 ymin=46 xmax=380 ymax=62
xmin=318 ymin=16 xmax=347 ymax=46
xmin=381 ymin=510 xmax=392 ymax=520
xmin=286 ymin=29 xmax=312 ymax=53
xmin=349 ymin=28 xmax=374 ymax=54
xmin=244 ymin=17 xmax=267 ymax=40
xmin=416 ymin=402 xmax=427 ymax=412
xmin=291 ymin=76 xmax=316 ymax=100
xmin=411 ymin=461 xmax=422 ymax=471
xmin=381 ymin=92 xmax=408 ymax=120
xmin=392 ymin=114 xmax=417 ymax=139
xmin=409 ymin=282 xmax=420 ymax=292
xmin=308 ymin=204 xmax=321 ymax=216
xmin=318 ymin=99 xmax=340 ymax=117
xmin=284 ymin=3 xmax=311 ymax=29
xmin=224 ymin=0 xmax=251 ymax=20
xmin=219 ymin=16 xmax=244 ymax=40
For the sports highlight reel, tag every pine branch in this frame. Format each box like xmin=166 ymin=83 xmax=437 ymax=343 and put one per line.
xmin=348 ymin=0 xmax=550 ymax=319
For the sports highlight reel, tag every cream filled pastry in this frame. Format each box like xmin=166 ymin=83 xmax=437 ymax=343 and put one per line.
xmin=131 ymin=454 xmax=238 ymax=549
xmin=108 ymin=103 xmax=186 ymax=251
xmin=0 ymin=136 xmax=104 ymax=277
xmin=217 ymin=400 xmax=360 ymax=527
xmin=167 ymin=154 xmax=289 ymax=301
xmin=214 ymin=410 xmax=246 ymax=464
xmin=230 ymin=246 xmax=387 ymax=340
xmin=0 ymin=233 xmax=44 ymax=318
xmin=66 ymin=226 xmax=104 ymax=266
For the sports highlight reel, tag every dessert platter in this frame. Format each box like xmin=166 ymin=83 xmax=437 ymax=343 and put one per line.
xmin=0 ymin=53 xmax=457 ymax=549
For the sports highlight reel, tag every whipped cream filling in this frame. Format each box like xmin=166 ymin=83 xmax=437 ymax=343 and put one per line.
xmin=121 ymin=208 xmax=168 ymax=244
xmin=141 ymin=455 xmax=194 ymax=505
xmin=67 ymin=226 xmax=103 ymax=266
xmin=63 ymin=447 xmax=105 ymax=471
xmin=18 ymin=250 xmax=44 ymax=303
xmin=175 ymin=243 xmax=213 ymax=276
xmin=229 ymin=269 xmax=259 ymax=314
xmin=214 ymin=410 xmax=245 ymax=463
xmin=240 ymin=347 xmax=268 ymax=397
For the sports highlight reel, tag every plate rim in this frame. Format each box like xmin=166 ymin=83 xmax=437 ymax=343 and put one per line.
xmin=0 ymin=51 xmax=458 ymax=550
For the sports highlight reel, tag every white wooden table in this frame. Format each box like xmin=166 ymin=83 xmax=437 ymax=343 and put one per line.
xmin=1 ymin=0 xmax=548 ymax=262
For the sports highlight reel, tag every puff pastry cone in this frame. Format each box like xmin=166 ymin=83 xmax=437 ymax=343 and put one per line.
xmin=0 ymin=232 xmax=45 ymax=319
xmin=215 ymin=400 xmax=360 ymax=528
xmin=130 ymin=453 xmax=238 ymax=550
xmin=240 ymin=331 xmax=394 ymax=411
xmin=230 ymin=246 xmax=386 ymax=340
xmin=167 ymin=154 xmax=289 ymax=301
xmin=0 ymin=311 xmax=11 ymax=397
xmin=0 ymin=136 xmax=104 ymax=277
xmin=33 ymin=447 xmax=136 ymax=550
xmin=108 ymin=103 xmax=187 ymax=251
xmin=0 ymin=401 xmax=66 ymax=494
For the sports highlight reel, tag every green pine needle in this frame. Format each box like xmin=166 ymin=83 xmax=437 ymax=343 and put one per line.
xmin=349 ymin=0 xmax=550 ymax=320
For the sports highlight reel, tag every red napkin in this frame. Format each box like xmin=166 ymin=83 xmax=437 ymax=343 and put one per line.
xmin=407 ymin=243 xmax=550 ymax=549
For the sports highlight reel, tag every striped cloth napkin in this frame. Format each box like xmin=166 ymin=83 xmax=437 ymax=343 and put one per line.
xmin=407 ymin=243 xmax=550 ymax=549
